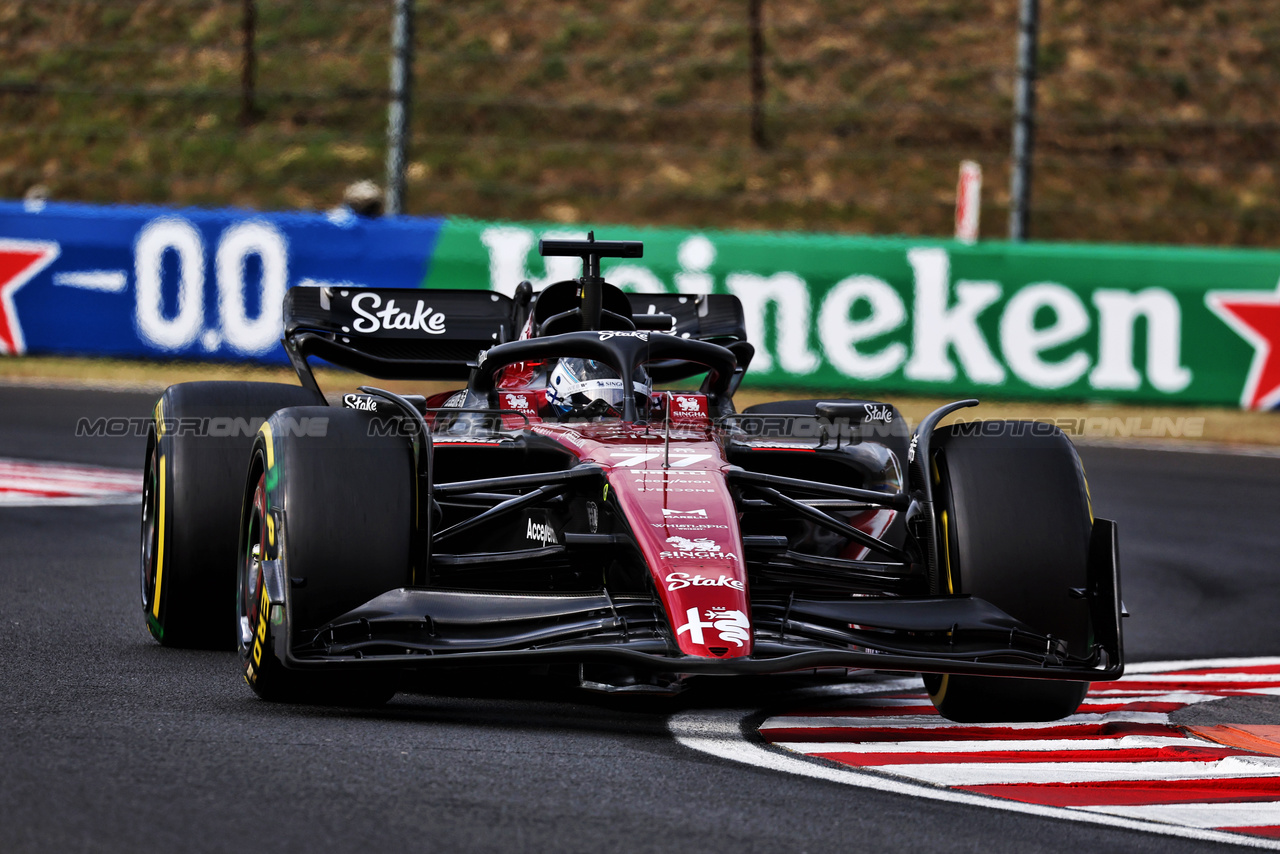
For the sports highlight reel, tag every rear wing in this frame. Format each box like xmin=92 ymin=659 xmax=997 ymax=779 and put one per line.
xmin=280 ymin=284 xmax=750 ymax=396
xmin=630 ymin=293 xmax=747 ymax=346
xmin=283 ymin=286 xmax=517 ymax=389
xmin=629 ymin=293 xmax=751 ymax=384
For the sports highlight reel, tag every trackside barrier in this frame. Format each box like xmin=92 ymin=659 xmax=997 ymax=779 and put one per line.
xmin=0 ymin=200 xmax=443 ymax=365
xmin=2 ymin=201 xmax=1279 ymax=409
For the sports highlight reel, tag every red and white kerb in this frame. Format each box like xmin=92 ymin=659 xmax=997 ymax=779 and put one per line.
xmin=0 ymin=458 xmax=143 ymax=506
xmin=762 ymin=659 xmax=1280 ymax=842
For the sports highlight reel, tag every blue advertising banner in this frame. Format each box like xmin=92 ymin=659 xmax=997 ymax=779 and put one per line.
xmin=0 ymin=200 xmax=442 ymax=363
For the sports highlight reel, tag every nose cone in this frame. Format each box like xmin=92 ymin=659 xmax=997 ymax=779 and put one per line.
xmin=602 ymin=458 xmax=751 ymax=658
xmin=660 ymin=536 xmax=750 ymax=657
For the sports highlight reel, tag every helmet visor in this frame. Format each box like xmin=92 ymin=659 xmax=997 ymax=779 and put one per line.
xmin=548 ymin=358 xmax=652 ymax=418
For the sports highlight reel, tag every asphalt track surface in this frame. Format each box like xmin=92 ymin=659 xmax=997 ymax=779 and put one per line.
xmin=3 ymin=384 xmax=1279 ymax=853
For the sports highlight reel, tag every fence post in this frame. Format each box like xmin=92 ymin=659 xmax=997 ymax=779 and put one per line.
xmin=240 ymin=0 xmax=257 ymax=125
xmin=749 ymin=0 xmax=767 ymax=150
xmin=385 ymin=0 xmax=414 ymax=217
xmin=1009 ymin=0 xmax=1039 ymax=241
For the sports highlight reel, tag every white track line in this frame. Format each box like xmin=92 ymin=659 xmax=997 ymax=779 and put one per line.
xmin=1123 ymin=657 xmax=1280 ymax=674
xmin=870 ymin=757 xmax=1280 ymax=787
xmin=1077 ymin=801 xmax=1280 ymax=828
xmin=761 ymin=710 xmax=1170 ymax=729
xmin=1085 ymin=691 xmax=1272 ymax=702
xmin=1097 ymin=674 xmax=1280 ymax=684
xmin=770 ymin=736 xmax=1198 ymax=754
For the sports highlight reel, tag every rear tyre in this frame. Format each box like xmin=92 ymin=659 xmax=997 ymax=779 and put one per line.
xmin=926 ymin=421 xmax=1093 ymax=723
xmin=140 ymin=381 xmax=321 ymax=649
xmin=238 ymin=407 xmax=413 ymax=705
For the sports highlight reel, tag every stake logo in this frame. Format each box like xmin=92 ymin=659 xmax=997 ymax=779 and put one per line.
xmin=665 ymin=572 xmax=744 ymax=592
xmin=350 ymin=292 xmax=447 ymax=335
xmin=342 ymin=393 xmax=378 ymax=412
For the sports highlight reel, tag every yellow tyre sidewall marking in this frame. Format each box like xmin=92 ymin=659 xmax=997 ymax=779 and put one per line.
xmin=940 ymin=509 xmax=954 ymax=595
xmin=259 ymin=420 xmax=275 ymax=470
xmin=930 ymin=456 xmax=956 ymax=596
xmin=931 ymin=453 xmax=956 ymax=705
xmin=930 ymin=674 xmax=949 ymax=705
xmin=152 ymin=458 xmax=166 ymax=619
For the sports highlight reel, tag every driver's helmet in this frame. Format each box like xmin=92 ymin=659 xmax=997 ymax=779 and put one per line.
xmin=546 ymin=358 xmax=652 ymax=419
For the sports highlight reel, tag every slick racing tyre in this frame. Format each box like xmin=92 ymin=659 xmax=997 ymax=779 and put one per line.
xmin=925 ymin=421 xmax=1092 ymax=723
xmin=140 ymin=381 xmax=321 ymax=649
xmin=238 ymin=406 xmax=412 ymax=705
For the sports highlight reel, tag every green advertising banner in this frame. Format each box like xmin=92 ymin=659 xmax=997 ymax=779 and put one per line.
xmin=423 ymin=218 xmax=1280 ymax=410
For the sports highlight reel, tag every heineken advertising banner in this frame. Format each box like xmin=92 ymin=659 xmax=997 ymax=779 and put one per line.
xmin=427 ymin=219 xmax=1280 ymax=410
xmin=3 ymin=200 xmax=1280 ymax=409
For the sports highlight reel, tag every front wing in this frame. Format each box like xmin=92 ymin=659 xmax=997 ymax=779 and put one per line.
xmin=264 ymin=520 xmax=1124 ymax=682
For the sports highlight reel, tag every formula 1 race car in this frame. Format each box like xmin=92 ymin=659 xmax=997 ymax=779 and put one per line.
xmin=140 ymin=235 xmax=1124 ymax=722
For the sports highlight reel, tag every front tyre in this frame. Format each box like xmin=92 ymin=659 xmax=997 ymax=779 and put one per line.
xmin=927 ymin=421 xmax=1093 ymax=723
xmin=237 ymin=407 xmax=413 ymax=705
xmin=923 ymin=674 xmax=1088 ymax=724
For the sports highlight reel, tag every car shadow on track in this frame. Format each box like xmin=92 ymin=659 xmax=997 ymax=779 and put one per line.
xmin=223 ymin=666 xmax=918 ymax=739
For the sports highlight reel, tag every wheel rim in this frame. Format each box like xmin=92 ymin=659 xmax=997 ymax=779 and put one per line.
xmin=238 ymin=471 xmax=268 ymax=655
xmin=139 ymin=439 xmax=159 ymax=615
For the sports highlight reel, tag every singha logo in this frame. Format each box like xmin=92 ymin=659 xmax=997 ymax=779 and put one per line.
xmin=675 ymin=396 xmax=701 ymax=412
xmin=504 ymin=393 xmax=535 ymax=411
xmin=665 ymin=535 xmax=719 ymax=553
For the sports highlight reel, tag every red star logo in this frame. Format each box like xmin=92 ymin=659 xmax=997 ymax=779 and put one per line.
xmin=1207 ymin=281 xmax=1280 ymax=410
xmin=0 ymin=239 xmax=61 ymax=355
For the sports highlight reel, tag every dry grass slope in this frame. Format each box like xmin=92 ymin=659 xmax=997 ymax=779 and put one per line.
xmin=1 ymin=0 xmax=1277 ymax=244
